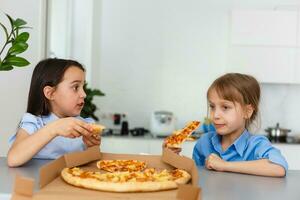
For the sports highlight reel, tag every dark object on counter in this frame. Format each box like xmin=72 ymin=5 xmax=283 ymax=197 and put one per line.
xmin=102 ymin=129 xmax=113 ymax=136
xmin=265 ymin=123 xmax=291 ymax=143
xmin=121 ymin=121 xmax=129 ymax=135
xmin=130 ymin=128 xmax=149 ymax=136
xmin=113 ymin=114 xmax=121 ymax=125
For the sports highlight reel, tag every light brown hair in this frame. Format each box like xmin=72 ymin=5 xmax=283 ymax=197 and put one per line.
xmin=207 ymin=73 xmax=260 ymax=129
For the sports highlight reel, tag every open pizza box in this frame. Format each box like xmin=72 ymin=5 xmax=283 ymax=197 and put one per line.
xmin=11 ymin=146 xmax=201 ymax=200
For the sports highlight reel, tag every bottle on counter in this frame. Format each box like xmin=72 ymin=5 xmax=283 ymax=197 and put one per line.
xmin=121 ymin=114 xmax=129 ymax=135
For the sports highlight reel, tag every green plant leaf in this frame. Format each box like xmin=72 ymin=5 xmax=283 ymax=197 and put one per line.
xmin=0 ymin=61 xmax=13 ymax=71
xmin=14 ymin=32 xmax=29 ymax=43
xmin=81 ymin=83 xmax=105 ymax=121
xmin=5 ymin=56 xmax=30 ymax=67
xmin=0 ymin=22 xmax=9 ymax=39
xmin=8 ymin=42 xmax=28 ymax=55
xmin=13 ymin=18 xmax=27 ymax=28
xmin=1 ymin=65 xmax=13 ymax=71
xmin=5 ymin=14 xmax=14 ymax=29
xmin=0 ymin=65 xmax=13 ymax=71
xmin=15 ymin=26 xmax=32 ymax=30
xmin=91 ymin=89 xmax=105 ymax=96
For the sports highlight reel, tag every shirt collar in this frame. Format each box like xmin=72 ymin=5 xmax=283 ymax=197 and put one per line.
xmin=232 ymin=129 xmax=250 ymax=157
xmin=211 ymin=133 xmax=222 ymax=153
xmin=211 ymin=129 xmax=250 ymax=156
xmin=41 ymin=113 xmax=59 ymax=125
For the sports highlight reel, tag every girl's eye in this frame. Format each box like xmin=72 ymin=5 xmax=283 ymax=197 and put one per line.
xmin=73 ymin=85 xmax=79 ymax=91
xmin=209 ymin=104 xmax=215 ymax=110
xmin=222 ymin=105 xmax=230 ymax=110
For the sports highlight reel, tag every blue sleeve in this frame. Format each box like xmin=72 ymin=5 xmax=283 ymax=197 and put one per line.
xmin=78 ymin=116 xmax=95 ymax=124
xmin=18 ymin=113 xmax=40 ymax=134
xmin=8 ymin=113 xmax=40 ymax=146
xmin=192 ymin=139 xmax=206 ymax=166
xmin=253 ymin=136 xmax=288 ymax=172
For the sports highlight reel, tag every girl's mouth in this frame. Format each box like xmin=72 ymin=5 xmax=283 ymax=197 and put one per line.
xmin=78 ymin=102 xmax=84 ymax=107
xmin=214 ymin=124 xmax=225 ymax=129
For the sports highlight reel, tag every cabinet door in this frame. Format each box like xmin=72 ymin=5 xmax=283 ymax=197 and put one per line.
xmin=231 ymin=10 xmax=298 ymax=46
xmin=180 ymin=141 xmax=196 ymax=158
xmin=101 ymin=138 xmax=150 ymax=154
xmin=227 ymin=46 xmax=296 ymax=83
xmin=149 ymin=140 xmax=164 ymax=155
xmin=229 ymin=9 xmax=299 ymax=84
xmin=273 ymin=144 xmax=300 ymax=170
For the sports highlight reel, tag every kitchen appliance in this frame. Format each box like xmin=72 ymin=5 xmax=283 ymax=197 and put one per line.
xmin=130 ymin=128 xmax=149 ymax=136
xmin=150 ymin=111 xmax=176 ymax=137
xmin=265 ymin=123 xmax=291 ymax=143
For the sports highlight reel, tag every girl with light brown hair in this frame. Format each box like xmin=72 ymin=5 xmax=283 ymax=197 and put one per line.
xmin=193 ymin=73 xmax=287 ymax=177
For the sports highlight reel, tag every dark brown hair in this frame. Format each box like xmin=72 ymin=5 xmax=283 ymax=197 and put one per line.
xmin=27 ymin=58 xmax=85 ymax=116
xmin=207 ymin=73 xmax=260 ymax=128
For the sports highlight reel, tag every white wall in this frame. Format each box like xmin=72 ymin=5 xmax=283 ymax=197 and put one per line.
xmin=94 ymin=0 xmax=229 ymax=129
xmin=47 ymin=0 xmax=94 ymax=82
xmin=2 ymin=0 xmax=300 ymax=157
xmin=92 ymin=0 xmax=300 ymax=134
xmin=261 ymin=84 xmax=300 ymax=136
xmin=0 ymin=0 xmax=46 ymax=156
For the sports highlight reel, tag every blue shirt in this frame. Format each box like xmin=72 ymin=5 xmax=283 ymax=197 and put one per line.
xmin=9 ymin=113 xmax=95 ymax=159
xmin=192 ymin=130 xmax=288 ymax=171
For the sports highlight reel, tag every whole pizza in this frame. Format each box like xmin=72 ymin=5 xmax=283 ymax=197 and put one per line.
xmin=61 ymin=167 xmax=191 ymax=192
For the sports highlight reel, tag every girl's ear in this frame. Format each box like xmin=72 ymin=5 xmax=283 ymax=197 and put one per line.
xmin=43 ymin=86 xmax=55 ymax=100
xmin=244 ymin=104 xmax=254 ymax=119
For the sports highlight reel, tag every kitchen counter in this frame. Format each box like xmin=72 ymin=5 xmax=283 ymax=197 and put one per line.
xmin=1 ymin=157 xmax=300 ymax=200
xmin=102 ymin=133 xmax=300 ymax=144
xmin=101 ymin=135 xmax=300 ymax=169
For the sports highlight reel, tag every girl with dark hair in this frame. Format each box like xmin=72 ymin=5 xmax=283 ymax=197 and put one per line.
xmin=7 ymin=58 xmax=102 ymax=167
xmin=192 ymin=73 xmax=288 ymax=177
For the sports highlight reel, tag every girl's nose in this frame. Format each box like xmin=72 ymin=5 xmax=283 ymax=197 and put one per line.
xmin=81 ymin=89 xmax=87 ymax=98
xmin=212 ymin=109 xmax=221 ymax=119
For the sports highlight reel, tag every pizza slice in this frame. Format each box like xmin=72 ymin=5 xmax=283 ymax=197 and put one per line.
xmin=164 ymin=121 xmax=200 ymax=148
xmin=61 ymin=167 xmax=191 ymax=192
xmin=97 ymin=159 xmax=147 ymax=172
xmin=91 ymin=124 xmax=106 ymax=136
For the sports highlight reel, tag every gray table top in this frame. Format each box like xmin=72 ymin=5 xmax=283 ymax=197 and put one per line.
xmin=1 ymin=157 xmax=300 ymax=200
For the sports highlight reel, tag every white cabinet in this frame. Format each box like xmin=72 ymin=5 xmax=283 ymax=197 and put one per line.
xmin=228 ymin=46 xmax=296 ymax=83
xmin=101 ymin=137 xmax=300 ymax=170
xmin=231 ymin=10 xmax=298 ymax=46
xmin=273 ymin=144 xmax=300 ymax=170
xmin=228 ymin=9 xmax=300 ymax=84
xmin=101 ymin=137 xmax=196 ymax=158
xmin=101 ymin=137 xmax=150 ymax=155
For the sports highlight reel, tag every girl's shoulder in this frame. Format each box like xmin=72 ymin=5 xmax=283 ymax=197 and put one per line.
xmin=247 ymin=133 xmax=271 ymax=146
xmin=76 ymin=116 xmax=95 ymax=124
xmin=19 ymin=113 xmax=47 ymax=134
xmin=196 ymin=131 xmax=217 ymax=144
xmin=20 ymin=113 xmax=43 ymax=124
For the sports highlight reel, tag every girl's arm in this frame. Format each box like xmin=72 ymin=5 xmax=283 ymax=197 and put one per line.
xmin=205 ymin=153 xmax=286 ymax=177
xmin=7 ymin=117 xmax=93 ymax=167
xmin=7 ymin=127 xmax=57 ymax=167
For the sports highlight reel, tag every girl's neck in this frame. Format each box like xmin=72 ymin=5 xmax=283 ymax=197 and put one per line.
xmin=221 ymin=127 xmax=246 ymax=151
xmin=50 ymin=111 xmax=64 ymax=118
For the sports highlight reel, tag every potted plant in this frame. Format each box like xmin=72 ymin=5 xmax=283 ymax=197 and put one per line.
xmin=1 ymin=13 xmax=104 ymax=120
xmin=0 ymin=13 xmax=30 ymax=71
xmin=81 ymin=83 xmax=105 ymax=121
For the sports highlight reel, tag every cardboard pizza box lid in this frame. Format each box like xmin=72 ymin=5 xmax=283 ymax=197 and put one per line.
xmin=11 ymin=146 xmax=201 ymax=200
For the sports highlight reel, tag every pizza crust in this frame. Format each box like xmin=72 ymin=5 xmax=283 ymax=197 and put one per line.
xmin=61 ymin=168 xmax=191 ymax=192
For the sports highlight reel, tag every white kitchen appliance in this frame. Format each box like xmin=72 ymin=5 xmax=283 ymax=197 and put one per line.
xmin=150 ymin=111 xmax=176 ymax=137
